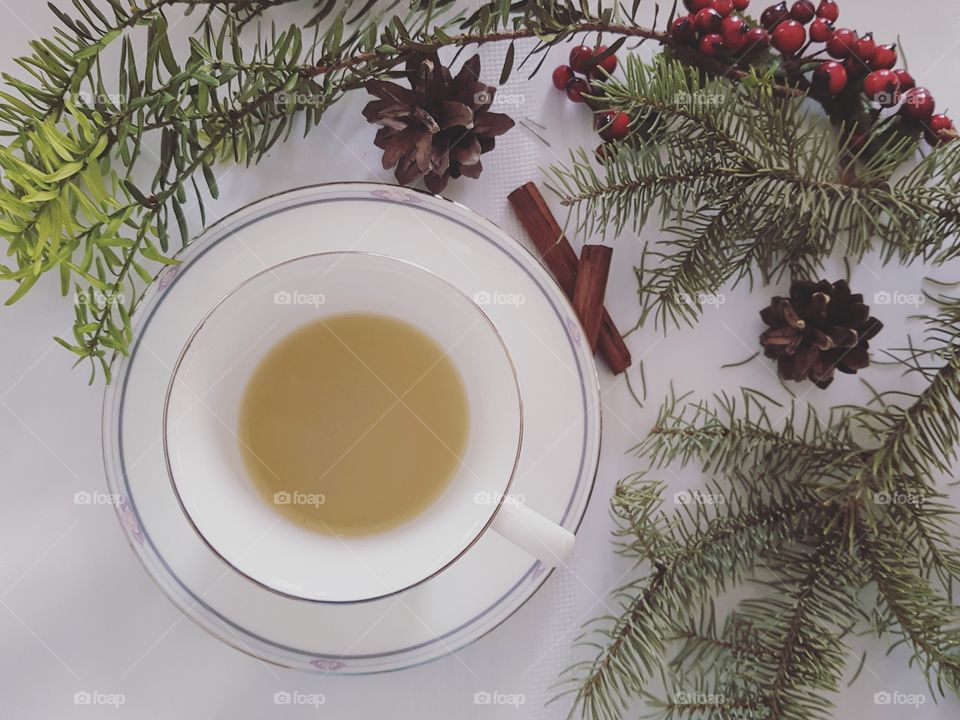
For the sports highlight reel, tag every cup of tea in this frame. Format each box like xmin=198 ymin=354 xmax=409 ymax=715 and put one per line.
xmin=163 ymin=252 xmax=574 ymax=603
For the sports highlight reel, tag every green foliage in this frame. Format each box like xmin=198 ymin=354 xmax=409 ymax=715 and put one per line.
xmin=3 ymin=5 xmax=959 ymax=718
xmin=545 ymin=56 xmax=960 ymax=332
xmin=0 ymin=1 xmax=338 ymax=378
xmin=563 ymin=297 xmax=960 ymax=720
xmin=0 ymin=0 xmax=664 ymax=380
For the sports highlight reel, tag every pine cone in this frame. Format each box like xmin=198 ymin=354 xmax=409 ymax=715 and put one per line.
xmin=362 ymin=53 xmax=515 ymax=193
xmin=759 ymin=279 xmax=883 ymax=389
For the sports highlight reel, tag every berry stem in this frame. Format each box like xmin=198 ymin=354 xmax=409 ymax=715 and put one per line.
xmin=304 ymin=21 xmax=806 ymax=99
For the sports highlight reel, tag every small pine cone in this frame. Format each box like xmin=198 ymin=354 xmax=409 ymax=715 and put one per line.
xmin=759 ymin=279 xmax=883 ymax=389
xmin=362 ymin=53 xmax=515 ymax=193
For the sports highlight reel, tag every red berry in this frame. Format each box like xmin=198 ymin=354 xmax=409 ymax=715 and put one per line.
xmin=699 ymin=33 xmax=724 ymax=56
xmin=721 ymin=15 xmax=750 ymax=51
xmin=815 ymin=0 xmax=838 ymax=21
xmin=684 ymin=0 xmax=713 ymax=10
xmin=694 ymin=7 xmax=723 ymax=33
xmin=742 ymin=27 xmax=770 ymax=53
xmin=926 ymin=114 xmax=956 ymax=145
xmin=893 ymin=69 xmax=916 ymax=91
xmin=902 ymin=87 xmax=936 ymax=123
xmin=812 ymin=60 xmax=847 ymax=96
xmin=843 ymin=55 xmax=867 ymax=79
xmin=870 ymin=43 xmax=897 ymax=70
xmin=826 ymin=28 xmax=857 ymax=59
xmin=592 ymin=45 xmax=618 ymax=76
xmin=670 ymin=14 xmax=698 ymax=42
xmin=552 ymin=65 xmax=575 ymax=90
xmin=853 ymin=32 xmax=876 ymax=63
xmin=733 ymin=0 xmax=750 ymax=8
xmin=712 ymin=0 xmax=735 ymax=15
xmin=565 ymin=77 xmax=591 ymax=103
xmin=761 ymin=1 xmax=789 ymax=28
xmin=809 ymin=18 xmax=834 ymax=43
xmin=790 ymin=0 xmax=815 ymax=23
xmin=902 ymin=88 xmax=934 ymax=122
xmin=569 ymin=46 xmax=595 ymax=73
xmin=598 ymin=111 xmax=631 ymax=141
xmin=863 ymin=69 xmax=900 ymax=107
xmin=771 ymin=20 xmax=805 ymax=54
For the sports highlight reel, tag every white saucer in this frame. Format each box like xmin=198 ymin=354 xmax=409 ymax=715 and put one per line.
xmin=102 ymin=183 xmax=601 ymax=673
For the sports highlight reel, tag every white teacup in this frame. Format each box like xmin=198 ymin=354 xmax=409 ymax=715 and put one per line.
xmin=163 ymin=252 xmax=574 ymax=603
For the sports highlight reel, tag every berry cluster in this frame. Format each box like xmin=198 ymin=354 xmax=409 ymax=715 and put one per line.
xmin=669 ymin=0 xmax=759 ymax=58
xmin=552 ymin=45 xmax=632 ymax=146
xmin=667 ymin=0 xmax=956 ymax=146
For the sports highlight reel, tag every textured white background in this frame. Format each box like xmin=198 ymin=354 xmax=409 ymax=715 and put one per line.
xmin=1 ymin=0 xmax=959 ymax=718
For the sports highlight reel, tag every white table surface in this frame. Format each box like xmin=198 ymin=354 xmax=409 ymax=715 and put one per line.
xmin=1 ymin=1 xmax=959 ymax=718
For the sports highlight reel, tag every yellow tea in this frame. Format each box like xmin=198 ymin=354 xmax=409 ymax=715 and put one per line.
xmin=238 ymin=313 xmax=469 ymax=535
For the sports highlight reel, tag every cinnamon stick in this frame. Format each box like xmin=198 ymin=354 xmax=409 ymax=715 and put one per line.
xmin=507 ymin=182 xmax=631 ymax=373
xmin=573 ymin=245 xmax=613 ymax=352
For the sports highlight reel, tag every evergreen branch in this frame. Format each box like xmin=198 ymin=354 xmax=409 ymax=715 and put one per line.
xmin=885 ymin=497 xmax=960 ymax=596
xmin=545 ymin=56 xmax=960 ymax=330
xmin=572 ymin=298 xmax=960 ymax=718
xmin=78 ymin=84 xmax=280 ymax=363
xmin=749 ymin=543 xmax=860 ymax=720
xmin=566 ymin=474 xmax=823 ymax=720
xmin=0 ymin=1 xmax=678 ymax=374
xmin=852 ymin=347 xmax=960 ymax=500
xmin=638 ymin=387 xmax=863 ymax=482
xmin=858 ymin=524 xmax=960 ymax=694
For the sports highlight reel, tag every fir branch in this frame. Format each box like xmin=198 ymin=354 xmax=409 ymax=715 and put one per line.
xmin=545 ymin=56 xmax=960 ymax=330
xmin=573 ymin=313 xmax=960 ymax=719
xmin=749 ymin=543 xmax=861 ymax=720
xmin=863 ymin=350 xmax=960 ymax=484
xmin=858 ymin=523 xmax=960 ymax=694
xmin=565 ymin=473 xmax=824 ymax=720
xmin=2 ymin=0 xmax=680 ymax=375
xmin=639 ymin=387 xmax=864 ymax=483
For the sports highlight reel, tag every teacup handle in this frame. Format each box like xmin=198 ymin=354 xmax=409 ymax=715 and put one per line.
xmin=490 ymin=500 xmax=575 ymax=567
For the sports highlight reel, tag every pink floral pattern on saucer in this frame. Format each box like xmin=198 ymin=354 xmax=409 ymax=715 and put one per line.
xmin=369 ymin=187 xmax=422 ymax=204
xmin=117 ymin=496 xmax=144 ymax=545
xmin=158 ymin=266 xmax=179 ymax=290
xmin=310 ymin=659 xmax=346 ymax=671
